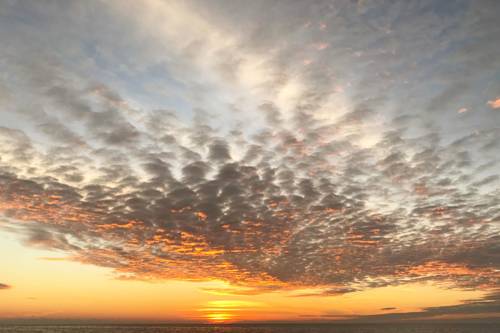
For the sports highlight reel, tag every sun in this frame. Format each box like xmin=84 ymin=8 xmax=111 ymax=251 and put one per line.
xmin=206 ymin=312 xmax=233 ymax=323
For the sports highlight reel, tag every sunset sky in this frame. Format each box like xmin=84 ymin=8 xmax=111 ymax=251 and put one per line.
xmin=1 ymin=0 xmax=500 ymax=324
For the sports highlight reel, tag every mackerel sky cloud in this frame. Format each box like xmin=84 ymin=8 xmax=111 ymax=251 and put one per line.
xmin=0 ymin=0 xmax=499 ymax=322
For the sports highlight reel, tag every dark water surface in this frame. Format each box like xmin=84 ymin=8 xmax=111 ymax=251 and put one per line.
xmin=0 ymin=324 xmax=498 ymax=333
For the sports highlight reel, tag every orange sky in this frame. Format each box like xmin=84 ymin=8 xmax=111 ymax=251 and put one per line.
xmin=0 ymin=231 xmax=490 ymax=323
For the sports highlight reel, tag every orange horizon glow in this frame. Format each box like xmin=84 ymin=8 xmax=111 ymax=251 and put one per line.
xmin=0 ymin=232 xmax=492 ymax=323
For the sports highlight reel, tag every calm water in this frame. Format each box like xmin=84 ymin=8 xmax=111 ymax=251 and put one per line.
xmin=0 ymin=324 xmax=498 ymax=333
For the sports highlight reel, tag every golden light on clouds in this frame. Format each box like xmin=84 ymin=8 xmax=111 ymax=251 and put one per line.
xmin=487 ymin=98 xmax=500 ymax=109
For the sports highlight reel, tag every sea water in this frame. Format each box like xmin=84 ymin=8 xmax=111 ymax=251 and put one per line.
xmin=0 ymin=324 xmax=498 ymax=333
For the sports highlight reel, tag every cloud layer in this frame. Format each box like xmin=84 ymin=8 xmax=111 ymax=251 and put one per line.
xmin=0 ymin=0 xmax=499 ymax=303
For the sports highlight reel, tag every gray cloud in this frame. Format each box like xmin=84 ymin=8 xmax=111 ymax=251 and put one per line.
xmin=0 ymin=283 xmax=11 ymax=290
xmin=330 ymin=291 xmax=500 ymax=322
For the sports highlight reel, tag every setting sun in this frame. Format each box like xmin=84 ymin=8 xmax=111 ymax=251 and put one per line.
xmin=205 ymin=313 xmax=234 ymax=323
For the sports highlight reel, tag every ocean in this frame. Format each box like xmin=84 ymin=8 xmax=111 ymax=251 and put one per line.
xmin=0 ymin=324 xmax=498 ymax=333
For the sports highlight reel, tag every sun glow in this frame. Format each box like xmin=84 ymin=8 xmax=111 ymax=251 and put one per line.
xmin=205 ymin=312 xmax=234 ymax=323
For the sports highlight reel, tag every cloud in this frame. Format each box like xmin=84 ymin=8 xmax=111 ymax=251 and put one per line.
xmin=2 ymin=83 xmax=499 ymax=294
xmin=290 ymin=287 xmax=358 ymax=298
xmin=488 ymin=98 xmax=500 ymax=109
xmin=0 ymin=283 xmax=11 ymax=290
xmin=333 ymin=291 xmax=500 ymax=322
xmin=0 ymin=0 xmax=499 ymax=308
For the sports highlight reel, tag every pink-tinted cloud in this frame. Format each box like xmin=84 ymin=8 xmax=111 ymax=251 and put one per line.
xmin=487 ymin=98 xmax=500 ymax=109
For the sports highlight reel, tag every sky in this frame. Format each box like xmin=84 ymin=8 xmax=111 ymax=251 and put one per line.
xmin=0 ymin=0 xmax=500 ymax=324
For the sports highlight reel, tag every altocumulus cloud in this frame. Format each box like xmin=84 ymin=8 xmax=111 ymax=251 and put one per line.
xmin=0 ymin=283 xmax=11 ymax=290
xmin=0 ymin=0 xmax=499 ymax=301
